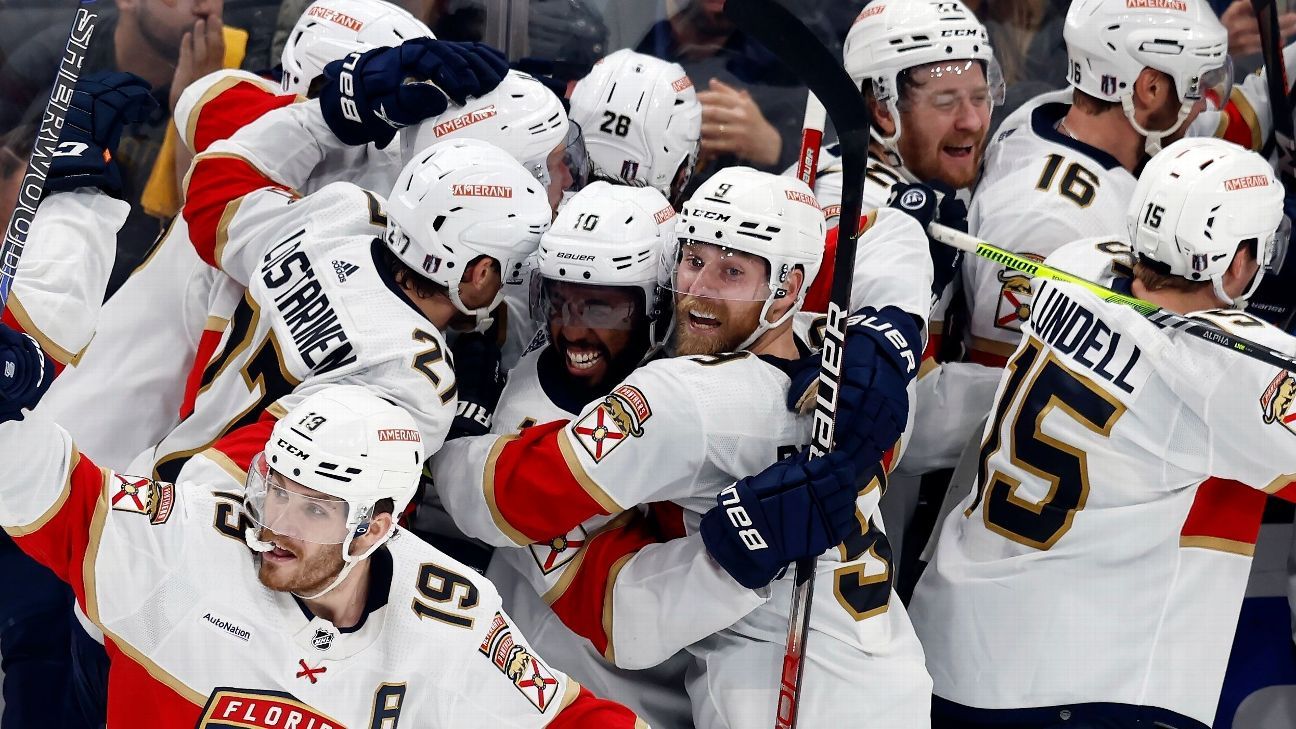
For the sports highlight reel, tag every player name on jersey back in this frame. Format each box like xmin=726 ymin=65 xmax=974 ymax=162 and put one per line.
xmin=1030 ymin=282 xmax=1143 ymax=394
xmin=261 ymin=232 xmax=357 ymax=372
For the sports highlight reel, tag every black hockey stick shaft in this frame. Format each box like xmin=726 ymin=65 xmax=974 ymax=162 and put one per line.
xmin=0 ymin=0 xmax=101 ymax=313
xmin=929 ymin=222 xmax=1296 ymax=373
xmin=1250 ymin=0 xmax=1296 ymax=331
xmin=722 ymin=1 xmax=872 ymax=726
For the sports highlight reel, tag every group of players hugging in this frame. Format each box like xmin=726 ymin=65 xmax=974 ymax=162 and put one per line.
xmin=1 ymin=0 xmax=1294 ymax=727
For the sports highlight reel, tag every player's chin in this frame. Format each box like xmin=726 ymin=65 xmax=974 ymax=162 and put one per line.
xmin=937 ymin=144 xmax=980 ymax=181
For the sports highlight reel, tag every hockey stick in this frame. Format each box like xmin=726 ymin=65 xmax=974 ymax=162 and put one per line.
xmin=929 ymin=222 xmax=1296 ymax=373
xmin=721 ymin=1 xmax=871 ymax=727
xmin=1249 ymin=0 xmax=1296 ymax=331
xmin=0 ymin=0 xmax=101 ymax=313
xmin=794 ymin=93 xmax=827 ymax=188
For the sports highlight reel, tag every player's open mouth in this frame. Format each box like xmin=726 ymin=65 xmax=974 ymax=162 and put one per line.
xmin=264 ymin=543 xmax=298 ymax=563
xmin=943 ymin=145 xmax=974 ymax=158
xmin=564 ymin=346 xmax=604 ymax=371
xmin=687 ymin=310 xmax=721 ymax=332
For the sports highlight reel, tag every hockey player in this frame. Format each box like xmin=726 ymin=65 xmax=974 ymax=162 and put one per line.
xmin=0 ymin=329 xmax=645 ymax=725
xmin=433 ymin=167 xmax=935 ymax=728
xmin=568 ymin=49 xmax=702 ymax=206
xmin=911 ymin=137 xmax=1295 ymax=729
xmin=963 ymin=0 xmax=1231 ymax=366
xmin=34 ymin=0 xmax=435 ymax=472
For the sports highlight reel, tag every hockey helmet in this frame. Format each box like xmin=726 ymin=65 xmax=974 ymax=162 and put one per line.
xmin=280 ymin=0 xmax=433 ymax=96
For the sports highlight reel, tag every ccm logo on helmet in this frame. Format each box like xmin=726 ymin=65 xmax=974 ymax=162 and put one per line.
xmin=1224 ymin=175 xmax=1269 ymax=191
xmin=687 ymin=208 xmax=731 ymax=222
xmin=941 ymin=28 xmax=979 ymax=37
xmin=305 ymin=4 xmax=363 ymax=31
xmin=718 ymin=484 xmax=768 ymax=551
xmin=276 ymin=438 xmax=311 ymax=460
xmin=434 ymin=106 xmax=498 ymax=137
xmin=452 ymin=183 xmax=513 ymax=198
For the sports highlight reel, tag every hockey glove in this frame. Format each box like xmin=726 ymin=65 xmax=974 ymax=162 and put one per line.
xmin=0 ymin=324 xmax=55 ymax=423
xmin=700 ymin=449 xmax=860 ymax=590
xmin=889 ymin=181 xmax=967 ymax=301
xmin=447 ymin=332 xmax=506 ymax=440
xmin=786 ymin=306 xmax=921 ymax=470
xmin=45 ymin=71 xmax=158 ymax=198
xmin=319 ymin=38 xmax=510 ymax=149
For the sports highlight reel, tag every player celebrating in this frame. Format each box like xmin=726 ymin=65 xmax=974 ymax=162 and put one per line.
xmin=963 ymin=0 xmax=1230 ymax=366
xmin=433 ymin=167 xmax=934 ymax=727
xmin=568 ymin=49 xmax=702 ymax=206
xmin=0 ymin=322 xmax=644 ymax=726
xmin=911 ymin=137 xmax=1295 ymax=729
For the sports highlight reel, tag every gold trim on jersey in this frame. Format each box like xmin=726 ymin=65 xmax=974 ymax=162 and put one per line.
xmin=482 ymin=434 xmax=533 ymax=546
xmin=129 ymin=215 xmax=180 ymax=278
xmin=5 ymin=448 xmax=81 ymax=537
xmin=1264 ymin=474 xmax=1296 ymax=495
xmin=82 ymin=471 xmax=207 ymax=706
xmin=601 ymin=552 xmax=636 ymax=664
xmin=1227 ymin=87 xmax=1264 ymax=153
xmin=199 ymin=447 xmax=249 ymax=483
xmin=969 ymin=336 xmax=1018 ymax=359
xmin=557 ymin=678 xmax=581 ymax=713
xmin=833 ymin=507 xmax=891 ymax=622
xmin=556 ymin=430 xmax=623 ymax=514
xmin=918 ymin=356 xmax=939 ymax=380
xmin=1179 ymin=535 xmax=1256 ymax=557
xmin=6 ymin=293 xmax=87 ymax=366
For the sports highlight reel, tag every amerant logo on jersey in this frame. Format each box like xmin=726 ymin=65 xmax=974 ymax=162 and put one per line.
xmin=1126 ymin=0 xmax=1187 ymax=10
xmin=377 ymin=428 xmax=420 ymax=442
xmin=654 ymin=205 xmax=676 ymax=225
xmin=304 ymin=4 xmax=363 ymax=31
xmin=1261 ymin=370 xmax=1296 ymax=436
xmin=433 ymin=106 xmax=497 ymax=137
xmin=109 ymin=474 xmax=175 ymax=526
xmin=1224 ymin=174 xmax=1269 ymax=191
xmin=197 ymin=688 xmax=343 ymax=729
xmin=451 ymin=183 xmax=513 ymax=198
xmin=478 ymin=612 xmax=560 ymax=712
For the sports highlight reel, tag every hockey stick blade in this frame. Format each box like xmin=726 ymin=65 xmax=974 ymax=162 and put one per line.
xmin=0 ymin=0 xmax=101 ymax=312
xmin=721 ymin=1 xmax=872 ymax=727
xmin=929 ymin=222 xmax=1296 ymax=373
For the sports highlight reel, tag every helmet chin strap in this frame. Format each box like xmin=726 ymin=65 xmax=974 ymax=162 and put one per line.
xmin=292 ymin=529 xmax=393 ymax=602
xmin=736 ymin=294 xmax=801 ymax=352
xmin=449 ymin=284 xmax=502 ymax=333
xmin=1121 ymin=96 xmax=1193 ymax=158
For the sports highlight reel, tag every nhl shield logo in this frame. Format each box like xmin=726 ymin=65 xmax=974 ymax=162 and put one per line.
xmin=1101 ymin=74 xmax=1118 ymax=97
xmin=1261 ymin=370 xmax=1296 ymax=437
xmin=312 ymin=628 xmax=334 ymax=651
xmin=994 ymin=253 xmax=1045 ymax=331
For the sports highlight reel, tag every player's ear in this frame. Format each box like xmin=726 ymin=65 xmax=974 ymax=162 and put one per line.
xmin=868 ymin=93 xmax=897 ymax=137
xmin=1131 ymin=68 xmax=1171 ymax=115
xmin=770 ymin=267 xmax=806 ymax=321
xmin=350 ymin=513 xmax=393 ymax=556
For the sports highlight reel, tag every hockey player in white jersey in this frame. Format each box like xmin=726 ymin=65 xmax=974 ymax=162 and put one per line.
xmin=912 ymin=137 xmax=1296 ymax=729
xmin=33 ymin=0 xmax=436 ymax=471
xmin=568 ymin=49 xmax=701 ymax=206
xmin=0 ymin=324 xmax=646 ymax=726
xmin=433 ymin=167 xmax=934 ymax=728
xmin=159 ymin=39 xmax=539 ymax=480
xmin=964 ymin=0 xmax=1231 ymax=366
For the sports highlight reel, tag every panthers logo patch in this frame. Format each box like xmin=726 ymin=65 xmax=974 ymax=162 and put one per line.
xmin=1261 ymin=370 xmax=1296 ymax=437
xmin=570 ymin=385 xmax=652 ymax=462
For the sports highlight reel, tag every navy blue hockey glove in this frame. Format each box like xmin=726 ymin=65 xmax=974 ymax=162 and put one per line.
xmin=0 ymin=323 xmax=55 ymax=423
xmin=447 ymin=332 xmax=506 ymax=440
xmin=45 ymin=71 xmax=157 ymax=198
xmin=889 ymin=181 xmax=967 ymax=301
xmin=786 ymin=306 xmax=921 ymax=470
xmin=700 ymin=449 xmax=860 ymax=590
xmin=319 ymin=38 xmax=510 ymax=148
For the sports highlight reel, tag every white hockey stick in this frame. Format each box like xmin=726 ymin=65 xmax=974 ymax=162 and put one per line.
xmin=0 ymin=0 xmax=102 ymax=312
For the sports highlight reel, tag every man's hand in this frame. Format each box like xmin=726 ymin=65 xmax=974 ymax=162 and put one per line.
xmin=170 ymin=16 xmax=226 ymax=113
xmin=447 ymin=332 xmax=506 ymax=440
xmin=1222 ymin=0 xmax=1296 ymax=57
xmin=698 ymin=78 xmax=781 ymax=167
xmin=889 ymin=181 xmax=967 ymax=300
xmin=0 ymin=324 xmax=55 ymax=423
xmin=45 ymin=71 xmax=158 ymax=198
xmin=786 ymin=306 xmax=921 ymax=470
xmin=700 ymin=449 xmax=860 ymax=590
xmin=318 ymin=38 xmax=510 ymax=148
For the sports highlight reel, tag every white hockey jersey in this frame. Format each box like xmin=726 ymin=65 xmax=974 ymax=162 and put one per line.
xmin=0 ymin=414 xmax=644 ymax=728
xmin=433 ymin=348 xmax=932 ymax=727
xmin=153 ymin=102 xmax=453 ymax=481
xmin=792 ymin=144 xmax=911 ymax=229
xmin=910 ymin=238 xmax=1296 ymax=727
xmin=965 ymin=91 xmax=1138 ymax=365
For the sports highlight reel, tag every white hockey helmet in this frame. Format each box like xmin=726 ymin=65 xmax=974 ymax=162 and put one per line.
xmin=1064 ymin=0 xmax=1231 ymax=156
xmin=385 ymin=138 xmax=553 ymax=331
xmin=279 ymin=0 xmax=433 ymax=96
xmin=400 ymin=70 xmax=588 ymax=207
xmin=842 ymin=0 xmax=1003 ymax=171
xmin=532 ymin=181 xmax=675 ymax=348
xmin=662 ymin=167 xmax=825 ymax=350
xmin=1127 ymin=137 xmax=1288 ymax=307
xmin=568 ymin=50 xmax=702 ymax=203
xmin=244 ymin=385 xmax=425 ymax=597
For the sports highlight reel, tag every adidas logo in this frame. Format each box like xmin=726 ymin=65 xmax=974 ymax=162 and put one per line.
xmin=332 ymin=260 xmax=359 ymax=283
